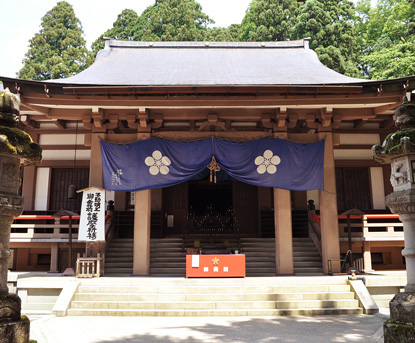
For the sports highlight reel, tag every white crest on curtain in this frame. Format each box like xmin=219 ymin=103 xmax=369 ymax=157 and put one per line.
xmin=145 ymin=150 xmax=171 ymax=175
xmin=255 ymin=150 xmax=281 ymax=174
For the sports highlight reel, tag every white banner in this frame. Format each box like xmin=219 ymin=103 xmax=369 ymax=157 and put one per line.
xmin=79 ymin=189 xmax=105 ymax=242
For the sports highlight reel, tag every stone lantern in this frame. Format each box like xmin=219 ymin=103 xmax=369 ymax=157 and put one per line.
xmin=372 ymin=97 xmax=415 ymax=342
xmin=0 ymin=88 xmax=42 ymax=341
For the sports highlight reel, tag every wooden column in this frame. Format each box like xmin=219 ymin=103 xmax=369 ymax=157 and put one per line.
xmin=49 ymin=242 xmax=59 ymax=273
xmin=318 ymin=132 xmax=341 ymax=274
xmin=22 ymin=166 xmax=36 ymax=211
xmin=363 ymin=241 xmax=373 ymax=273
xmin=133 ymin=131 xmax=151 ymax=276
xmin=89 ymin=133 xmax=105 ymax=188
xmin=273 ymin=188 xmax=294 ymax=275
xmin=132 ymin=189 xmax=151 ymax=275
xmin=273 ymin=130 xmax=293 ymax=275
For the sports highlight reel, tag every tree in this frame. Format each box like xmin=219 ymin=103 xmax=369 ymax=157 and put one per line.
xmin=239 ymin=0 xmax=298 ymax=41
xmin=354 ymin=0 xmax=415 ymax=79
xmin=293 ymin=0 xmax=360 ymax=77
xmin=91 ymin=9 xmax=140 ymax=55
xmin=205 ymin=24 xmax=241 ymax=41
xmin=18 ymin=1 xmax=92 ymax=80
xmin=134 ymin=0 xmax=214 ymax=41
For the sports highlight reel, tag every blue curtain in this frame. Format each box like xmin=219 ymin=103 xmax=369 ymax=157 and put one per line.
xmin=100 ymin=138 xmax=324 ymax=191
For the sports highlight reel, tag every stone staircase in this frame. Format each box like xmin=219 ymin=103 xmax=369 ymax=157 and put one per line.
xmin=240 ymin=238 xmax=276 ymax=276
xmin=365 ymin=272 xmax=407 ymax=312
xmin=293 ymin=237 xmax=324 ymax=276
xmin=105 ymin=238 xmax=133 ymax=274
xmin=150 ymin=238 xmax=186 ymax=277
xmin=67 ymin=277 xmax=363 ymax=316
xmin=105 ymin=237 xmax=323 ymax=277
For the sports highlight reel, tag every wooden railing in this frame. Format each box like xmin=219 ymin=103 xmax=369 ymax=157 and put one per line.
xmin=76 ymin=253 xmax=104 ymax=278
xmin=311 ymin=213 xmax=403 ymax=241
xmin=11 ymin=214 xmax=111 ymax=241
xmin=338 ymin=214 xmax=403 ymax=240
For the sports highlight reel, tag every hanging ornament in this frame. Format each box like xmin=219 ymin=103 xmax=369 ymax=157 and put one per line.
xmin=207 ymin=156 xmax=221 ymax=183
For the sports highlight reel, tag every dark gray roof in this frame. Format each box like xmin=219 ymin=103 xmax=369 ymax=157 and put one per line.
xmin=51 ymin=39 xmax=367 ymax=86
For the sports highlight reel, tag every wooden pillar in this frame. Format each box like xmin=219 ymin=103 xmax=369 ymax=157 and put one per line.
xmin=274 ymin=188 xmax=294 ymax=275
xmin=133 ymin=132 xmax=151 ymax=276
xmin=49 ymin=242 xmax=59 ymax=273
xmin=132 ymin=189 xmax=151 ymax=275
xmin=272 ymin=130 xmax=293 ymax=275
xmin=22 ymin=133 xmax=38 ymax=210
xmin=89 ymin=133 xmax=105 ymax=188
xmin=22 ymin=166 xmax=36 ymax=211
xmin=318 ymin=132 xmax=341 ymax=274
xmin=363 ymin=241 xmax=373 ymax=273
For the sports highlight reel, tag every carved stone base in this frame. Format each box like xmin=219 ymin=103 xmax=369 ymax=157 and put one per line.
xmin=384 ymin=292 xmax=415 ymax=343
xmin=0 ymin=317 xmax=30 ymax=343
xmin=384 ymin=320 xmax=415 ymax=343
xmin=0 ymin=293 xmax=21 ymax=323
xmin=390 ymin=292 xmax=415 ymax=325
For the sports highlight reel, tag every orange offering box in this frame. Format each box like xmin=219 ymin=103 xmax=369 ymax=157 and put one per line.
xmin=186 ymin=254 xmax=246 ymax=278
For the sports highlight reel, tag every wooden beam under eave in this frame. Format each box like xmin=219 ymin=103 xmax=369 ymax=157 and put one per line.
xmin=41 ymin=145 xmax=89 ymax=150
xmin=20 ymin=115 xmax=40 ymax=129
xmin=19 ymin=92 xmax=404 ymax=107
xmin=52 ymin=119 xmax=66 ymax=130
xmin=354 ymin=119 xmax=368 ymax=129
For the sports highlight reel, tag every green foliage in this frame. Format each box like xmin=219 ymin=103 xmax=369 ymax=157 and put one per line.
xmin=18 ymin=1 xmax=93 ymax=80
xmin=135 ymin=0 xmax=214 ymax=41
xmin=354 ymin=0 xmax=415 ymax=79
xmin=205 ymin=24 xmax=241 ymax=41
xmin=239 ymin=0 xmax=299 ymax=41
xmin=293 ymin=0 xmax=360 ymax=76
xmin=91 ymin=9 xmax=140 ymax=55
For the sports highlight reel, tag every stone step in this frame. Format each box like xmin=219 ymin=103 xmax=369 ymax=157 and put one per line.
xmin=294 ymin=268 xmax=324 ymax=274
xmin=293 ymin=262 xmax=323 ymax=268
xmin=106 ymin=262 xmax=134 ymax=268
xmin=293 ymin=251 xmax=320 ymax=257
xmin=67 ymin=307 xmax=363 ymax=316
xmin=74 ymin=291 xmax=355 ymax=302
xmin=70 ymin=299 xmax=359 ymax=310
xmin=105 ymin=268 xmax=133 ymax=274
xmin=22 ymin=303 xmax=55 ymax=310
xmin=293 ymin=256 xmax=321 ymax=262
xmin=77 ymin=284 xmax=352 ymax=294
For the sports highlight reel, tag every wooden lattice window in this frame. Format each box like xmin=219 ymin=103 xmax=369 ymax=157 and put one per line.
xmin=49 ymin=168 xmax=89 ymax=211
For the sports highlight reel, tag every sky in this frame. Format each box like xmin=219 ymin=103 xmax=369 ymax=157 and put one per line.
xmin=0 ymin=0 xmax=253 ymax=78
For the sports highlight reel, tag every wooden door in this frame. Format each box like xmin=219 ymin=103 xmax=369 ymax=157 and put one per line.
xmin=163 ymin=182 xmax=188 ymax=235
xmin=336 ymin=167 xmax=372 ymax=210
xmin=233 ymin=181 xmax=258 ymax=235
xmin=49 ymin=168 xmax=89 ymax=211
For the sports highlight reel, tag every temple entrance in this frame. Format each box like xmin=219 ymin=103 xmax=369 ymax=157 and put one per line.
xmin=162 ymin=179 xmax=258 ymax=237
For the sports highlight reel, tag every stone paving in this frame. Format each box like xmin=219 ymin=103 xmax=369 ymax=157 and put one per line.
xmin=29 ymin=313 xmax=388 ymax=343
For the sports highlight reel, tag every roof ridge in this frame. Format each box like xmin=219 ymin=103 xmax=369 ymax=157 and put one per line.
xmin=104 ymin=39 xmax=309 ymax=49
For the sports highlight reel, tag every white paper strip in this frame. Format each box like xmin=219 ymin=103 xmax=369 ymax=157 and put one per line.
xmin=192 ymin=255 xmax=199 ymax=268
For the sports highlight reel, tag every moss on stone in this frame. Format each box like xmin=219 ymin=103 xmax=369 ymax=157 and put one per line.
xmin=381 ymin=129 xmax=415 ymax=152
xmin=0 ymin=125 xmax=42 ymax=165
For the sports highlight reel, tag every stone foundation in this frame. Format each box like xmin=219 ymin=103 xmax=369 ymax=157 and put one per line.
xmin=384 ymin=320 xmax=415 ymax=343
xmin=384 ymin=293 xmax=415 ymax=343
xmin=0 ymin=316 xmax=30 ymax=343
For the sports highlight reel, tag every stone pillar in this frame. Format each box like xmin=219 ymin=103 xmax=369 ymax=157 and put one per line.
xmin=273 ymin=188 xmax=293 ymax=275
xmin=372 ymin=98 xmax=415 ymax=342
xmin=132 ymin=189 xmax=151 ymax=276
xmin=0 ymin=89 xmax=41 ymax=341
xmin=318 ymin=132 xmax=341 ymax=274
xmin=363 ymin=241 xmax=373 ymax=273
